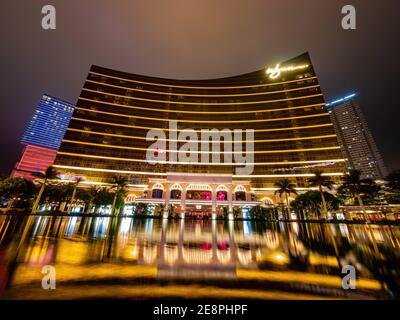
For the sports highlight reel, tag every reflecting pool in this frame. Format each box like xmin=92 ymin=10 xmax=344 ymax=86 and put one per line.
xmin=0 ymin=214 xmax=399 ymax=300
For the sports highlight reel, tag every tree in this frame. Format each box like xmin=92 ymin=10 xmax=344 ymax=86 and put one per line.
xmin=0 ymin=177 xmax=36 ymax=208
xmin=249 ymin=205 xmax=266 ymax=220
xmin=233 ymin=206 xmax=243 ymax=219
xmin=154 ymin=204 xmax=164 ymax=217
xmin=291 ymin=191 xmax=340 ymax=219
xmin=308 ymin=170 xmax=335 ymax=219
xmin=67 ymin=177 xmax=84 ymax=214
xmin=274 ymin=179 xmax=297 ymax=220
xmin=31 ymin=166 xmax=59 ymax=213
xmin=41 ymin=183 xmax=74 ymax=211
xmin=92 ymin=187 xmax=113 ymax=213
xmin=386 ymin=170 xmax=400 ymax=191
xmin=135 ymin=203 xmax=150 ymax=217
xmin=384 ymin=170 xmax=400 ymax=204
xmin=338 ymin=170 xmax=380 ymax=222
xmin=110 ymin=176 xmax=128 ymax=215
xmin=77 ymin=186 xmax=98 ymax=213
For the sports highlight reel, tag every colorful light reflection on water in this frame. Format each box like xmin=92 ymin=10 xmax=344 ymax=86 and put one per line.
xmin=0 ymin=215 xmax=399 ymax=300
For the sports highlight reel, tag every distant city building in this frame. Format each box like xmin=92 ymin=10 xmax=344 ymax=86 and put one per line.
xmin=326 ymin=94 xmax=387 ymax=180
xmin=12 ymin=94 xmax=74 ymax=180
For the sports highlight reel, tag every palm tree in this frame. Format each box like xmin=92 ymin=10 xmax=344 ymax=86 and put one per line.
xmin=308 ymin=170 xmax=334 ymax=219
xmin=291 ymin=190 xmax=340 ymax=220
xmin=75 ymin=186 xmax=95 ymax=214
xmin=111 ymin=176 xmax=128 ymax=215
xmin=67 ymin=176 xmax=84 ymax=214
xmin=31 ymin=166 xmax=59 ymax=213
xmin=0 ymin=177 xmax=36 ymax=208
xmin=386 ymin=170 xmax=400 ymax=191
xmin=338 ymin=170 xmax=379 ymax=222
xmin=274 ymin=179 xmax=297 ymax=220
xmin=92 ymin=187 xmax=113 ymax=214
xmin=384 ymin=170 xmax=400 ymax=204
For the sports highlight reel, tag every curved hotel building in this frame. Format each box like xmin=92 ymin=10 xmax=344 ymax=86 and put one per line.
xmin=54 ymin=52 xmax=345 ymax=217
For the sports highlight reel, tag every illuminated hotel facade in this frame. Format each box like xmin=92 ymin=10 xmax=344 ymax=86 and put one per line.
xmin=54 ymin=52 xmax=346 ymax=217
xmin=12 ymin=94 xmax=74 ymax=180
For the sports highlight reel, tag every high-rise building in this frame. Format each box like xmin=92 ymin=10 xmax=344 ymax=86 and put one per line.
xmin=326 ymin=94 xmax=387 ymax=180
xmin=12 ymin=94 xmax=74 ymax=180
xmin=54 ymin=52 xmax=346 ymax=217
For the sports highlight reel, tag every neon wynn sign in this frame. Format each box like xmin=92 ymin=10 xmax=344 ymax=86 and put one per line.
xmin=266 ymin=63 xmax=309 ymax=79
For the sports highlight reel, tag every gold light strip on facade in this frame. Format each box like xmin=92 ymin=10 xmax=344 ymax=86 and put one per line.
xmin=57 ymin=151 xmax=345 ymax=166
xmin=81 ymin=88 xmax=323 ymax=106
xmin=53 ymin=164 xmax=345 ymax=179
xmin=85 ymin=79 xmax=321 ymax=98
xmin=79 ymin=96 xmax=325 ymax=115
xmin=71 ymin=117 xmax=334 ymax=133
xmin=90 ymin=71 xmax=317 ymax=89
xmin=251 ymin=187 xmax=319 ymax=191
xmin=235 ymin=173 xmax=344 ymax=178
xmin=53 ymin=165 xmax=167 ymax=176
xmin=75 ymin=107 xmax=330 ymax=124
xmin=61 ymin=139 xmax=341 ymax=154
xmin=57 ymin=179 xmax=147 ymax=188
xmin=67 ymin=128 xmax=337 ymax=143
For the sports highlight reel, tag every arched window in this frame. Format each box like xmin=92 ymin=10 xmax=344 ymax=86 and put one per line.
xmin=234 ymin=185 xmax=246 ymax=192
xmin=152 ymin=183 xmax=164 ymax=191
xmin=216 ymin=185 xmax=228 ymax=192
xmin=235 ymin=185 xmax=246 ymax=201
xmin=170 ymin=183 xmax=182 ymax=191
xmin=170 ymin=189 xmax=181 ymax=199
xmin=152 ymin=189 xmax=163 ymax=199
xmin=262 ymin=198 xmax=274 ymax=206
xmin=217 ymin=191 xmax=227 ymax=201
xmin=170 ymin=183 xmax=182 ymax=199
xmin=216 ymin=185 xmax=228 ymax=201
xmin=125 ymin=194 xmax=137 ymax=204
xmin=151 ymin=183 xmax=164 ymax=199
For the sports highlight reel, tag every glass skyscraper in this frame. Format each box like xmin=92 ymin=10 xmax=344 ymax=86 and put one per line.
xmin=21 ymin=94 xmax=75 ymax=150
xmin=327 ymin=94 xmax=387 ymax=179
xmin=12 ymin=94 xmax=74 ymax=180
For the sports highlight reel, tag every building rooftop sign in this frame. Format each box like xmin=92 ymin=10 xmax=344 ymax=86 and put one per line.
xmin=266 ymin=63 xmax=309 ymax=79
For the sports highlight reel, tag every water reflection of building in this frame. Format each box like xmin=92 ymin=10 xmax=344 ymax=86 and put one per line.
xmin=2 ymin=216 xmax=397 ymax=299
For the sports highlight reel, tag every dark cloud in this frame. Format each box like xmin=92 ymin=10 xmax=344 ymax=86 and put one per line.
xmin=1 ymin=0 xmax=399 ymax=174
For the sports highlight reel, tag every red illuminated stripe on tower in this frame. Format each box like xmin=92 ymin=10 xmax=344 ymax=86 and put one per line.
xmin=11 ymin=144 xmax=58 ymax=181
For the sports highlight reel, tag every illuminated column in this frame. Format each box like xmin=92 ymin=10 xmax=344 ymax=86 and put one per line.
xmin=211 ymin=185 xmax=217 ymax=220
xmin=275 ymin=194 xmax=284 ymax=220
xmin=246 ymin=189 xmax=251 ymax=202
xmin=180 ymin=184 xmax=187 ymax=219
xmin=178 ymin=218 xmax=184 ymax=262
xmin=228 ymin=219 xmax=236 ymax=264
xmin=163 ymin=183 xmax=170 ymax=219
xmin=228 ymin=184 xmax=234 ymax=221
xmin=60 ymin=202 xmax=67 ymax=212
xmin=159 ymin=218 xmax=168 ymax=264
xmin=147 ymin=188 xmax=152 ymax=199
xmin=211 ymin=219 xmax=218 ymax=262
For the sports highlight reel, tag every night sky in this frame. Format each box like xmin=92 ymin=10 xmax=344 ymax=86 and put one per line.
xmin=1 ymin=0 xmax=399 ymax=175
